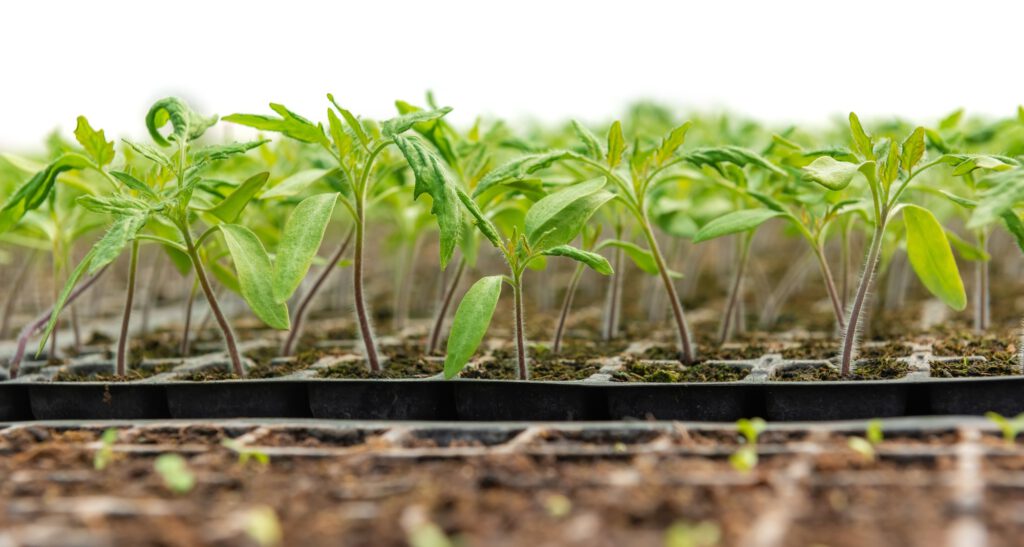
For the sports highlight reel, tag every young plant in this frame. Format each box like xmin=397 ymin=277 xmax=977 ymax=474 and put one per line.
xmin=985 ymin=411 xmax=1024 ymax=445
xmin=847 ymin=419 xmax=884 ymax=462
xmin=226 ymin=97 xmax=457 ymax=370
xmin=93 ymin=428 xmax=119 ymax=471
xmin=729 ymin=417 xmax=766 ymax=472
xmin=802 ymin=114 xmax=968 ymax=375
xmin=440 ymin=174 xmax=615 ymax=380
xmin=154 ymin=453 xmax=195 ymax=494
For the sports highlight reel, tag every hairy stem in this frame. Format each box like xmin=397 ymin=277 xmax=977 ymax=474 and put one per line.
xmin=115 ymin=240 xmax=140 ymax=376
xmin=426 ymin=255 xmax=466 ymax=355
xmin=281 ymin=227 xmax=355 ymax=357
xmin=640 ymin=217 xmax=695 ymax=363
xmin=552 ymin=262 xmax=585 ymax=354
xmin=185 ymin=233 xmax=244 ymax=377
xmin=181 ymin=275 xmax=198 ymax=357
xmin=718 ymin=232 xmax=753 ymax=345
xmin=513 ymin=272 xmax=529 ymax=380
xmin=840 ymin=222 xmax=851 ymax=312
xmin=8 ymin=266 xmax=108 ymax=379
xmin=353 ymin=205 xmax=381 ymax=372
xmin=602 ymin=246 xmax=624 ymax=341
xmin=839 ymin=222 xmax=886 ymax=376
xmin=814 ymin=244 xmax=847 ymax=333
xmin=974 ymin=232 xmax=990 ymax=332
xmin=1 ymin=250 xmax=37 ymax=338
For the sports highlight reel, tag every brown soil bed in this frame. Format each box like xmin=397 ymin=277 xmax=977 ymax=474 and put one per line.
xmin=460 ymin=357 xmax=599 ymax=381
xmin=51 ymin=362 xmax=177 ymax=382
xmin=640 ymin=344 xmax=768 ymax=362
xmin=775 ymin=358 xmax=909 ymax=381
xmin=930 ymin=357 xmax=1021 ymax=378
xmin=180 ymin=348 xmax=327 ymax=381
xmin=317 ymin=343 xmax=443 ymax=379
xmin=613 ymin=361 xmax=750 ymax=383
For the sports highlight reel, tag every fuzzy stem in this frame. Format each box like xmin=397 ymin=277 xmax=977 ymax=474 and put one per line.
xmin=552 ymin=262 xmax=585 ymax=354
xmin=718 ymin=232 xmax=753 ymax=345
xmin=426 ymin=255 xmax=466 ymax=355
xmin=8 ymin=266 xmax=108 ymax=379
xmin=513 ymin=272 xmax=529 ymax=380
xmin=353 ymin=204 xmax=381 ymax=372
xmin=281 ymin=227 xmax=354 ymax=357
xmin=602 ymin=246 xmax=624 ymax=341
xmin=840 ymin=222 xmax=851 ymax=312
xmin=115 ymin=240 xmax=140 ymax=376
xmin=181 ymin=275 xmax=199 ymax=357
xmin=185 ymin=233 xmax=244 ymax=377
xmin=639 ymin=217 xmax=695 ymax=363
xmin=814 ymin=244 xmax=847 ymax=333
xmin=70 ymin=302 xmax=81 ymax=354
xmin=974 ymin=232 xmax=990 ymax=332
xmin=839 ymin=222 xmax=886 ymax=376
xmin=1 ymin=250 xmax=37 ymax=338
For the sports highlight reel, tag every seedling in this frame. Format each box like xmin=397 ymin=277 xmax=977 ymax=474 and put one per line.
xmin=244 ymin=506 xmax=283 ymax=547
xmin=154 ymin=453 xmax=196 ymax=494
xmin=664 ymin=520 xmax=721 ymax=547
xmin=221 ymin=438 xmax=270 ymax=467
xmin=985 ymin=411 xmax=1024 ymax=444
xmin=93 ymin=428 xmax=118 ymax=471
xmin=847 ymin=419 xmax=884 ymax=462
xmin=729 ymin=417 xmax=766 ymax=472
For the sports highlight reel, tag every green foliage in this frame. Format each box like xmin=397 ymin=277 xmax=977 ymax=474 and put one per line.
xmin=444 ymin=275 xmax=502 ymax=378
xmin=74 ymin=116 xmax=114 ymax=167
xmin=220 ymin=224 xmax=290 ymax=330
xmin=986 ymin=412 xmax=1024 ymax=444
xmin=523 ymin=177 xmax=614 ymax=251
xmin=692 ymin=209 xmax=783 ymax=243
xmin=902 ymin=205 xmax=966 ymax=310
xmin=154 ymin=454 xmax=196 ymax=494
xmin=540 ymin=244 xmax=613 ymax=275
xmin=93 ymin=428 xmax=118 ymax=470
xmin=271 ymin=193 xmax=338 ymax=303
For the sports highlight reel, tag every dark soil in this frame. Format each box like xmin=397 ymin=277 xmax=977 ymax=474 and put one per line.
xmin=775 ymin=358 xmax=909 ymax=381
xmin=180 ymin=348 xmax=327 ymax=381
xmin=318 ymin=357 xmax=442 ymax=379
xmin=460 ymin=357 xmax=600 ymax=381
xmin=639 ymin=344 xmax=768 ymax=362
xmin=613 ymin=361 xmax=750 ymax=383
xmin=930 ymin=357 xmax=1020 ymax=378
xmin=780 ymin=339 xmax=836 ymax=360
xmin=51 ymin=362 xmax=177 ymax=382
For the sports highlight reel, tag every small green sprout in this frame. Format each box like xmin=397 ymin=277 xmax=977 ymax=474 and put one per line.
xmin=664 ymin=520 xmax=721 ymax=547
xmin=154 ymin=454 xmax=196 ymax=494
xmin=730 ymin=418 xmax=766 ymax=472
xmin=244 ymin=505 xmax=283 ymax=547
xmin=847 ymin=419 xmax=885 ymax=462
xmin=93 ymin=428 xmax=118 ymax=470
xmin=401 ymin=506 xmax=454 ymax=547
xmin=543 ymin=494 xmax=573 ymax=518
xmin=986 ymin=411 xmax=1024 ymax=444
xmin=222 ymin=438 xmax=270 ymax=467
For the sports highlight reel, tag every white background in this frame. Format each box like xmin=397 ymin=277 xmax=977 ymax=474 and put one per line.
xmin=1 ymin=0 xmax=1021 ymax=148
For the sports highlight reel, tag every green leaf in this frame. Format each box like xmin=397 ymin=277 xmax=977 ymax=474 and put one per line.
xmin=473 ymin=151 xmax=570 ymax=198
xmin=881 ymin=138 xmax=900 ymax=187
xmin=444 ymin=275 xmax=503 ymax=379
xmin=606 ymin=121 xmax=626 ymax=169
xmin=327 ymin=94 xmax=370 ymax=148
xmin=74 ymin=116 xmax=114 ymax=166
xmin=595 ymin=239 xmax=678 ymax=277
xmin=271 ymin=193 xmax=338 ymax=303
xmin=946 ymin=230 xmax=990 ymax=262
xmin=77 ymin=194 xmax=150 ymax=216
xmin=941 ymin=154 xmax=1016 ymax=176
xmin=903 ymin=205 xmax=966 ymax=310
xmin=0 ymin=153 xmax=95 ymax=232
xmin=849 ymin=112 xmax=875 ymax=160
xmin=391 ymin=135 xmax=463 ymax=268
xmin=541 ymin=244 xmax=613 ymax=275
xmin=146 ymin=97 xmax=217 ymax=146
xmin=381 ymin=107 xmax=452 ymax=137
xmin=1001 ymin=211 xmax=1024 ymax=254
xmin=122 ymin=140 xmax=173 ymax=169
xmin=192 ymin=140 xmax=269 ymax=164
xmin=456 ymin=187 xmax=502 ymax=248
xmin=938 ymin=190 xmax=977 ymax=210
xmin=223 ymin=104 xmax=325 ymax=145
xmin=802 ymin=156 xmax=864 ymax=191
xmin=220 ymin=224 xmax=290 ymax=329
xmin=109 ymin=171 xmax=158 ymax=200
xmin=261 ymin=169 xmax=332 ymax=199
xmin=656 ymin=121 xmax=693 ymax=165
xmin=685 ymin=146 xmax=786 ymax=177
xmin=39 ymin=213 xmax=148 ymax=352
xmin=571 ymin=121 xmax=603 ymax=160
xmin=900 ymin=127 xmax=926 ymax=172
xmin=524 ymin=178 xmax=614 ymax=251
xmin=693 ymin=209 xmax=783 ymax=243
xmin=969 ymin=169 xmax=1024 ymax=229
xmin=199 ymin=172 xmax=269 ymax=223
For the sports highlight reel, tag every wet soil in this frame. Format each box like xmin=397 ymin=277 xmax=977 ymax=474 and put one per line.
xmin=179 ymin=348 xmax=328 ymax=381
xmin=613 ymin=361 xmax=750 ymax=383
xmin=639 ymin=344 xmax=768 ymax=362
xmin=775 ymin=358 xmax=909 ymax=381
xmin=460 ymin=357 xmax=600 ymax=381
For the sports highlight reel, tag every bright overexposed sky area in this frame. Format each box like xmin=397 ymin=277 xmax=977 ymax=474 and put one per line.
xmin=2 ymin=0 xmax=1022 ymax=148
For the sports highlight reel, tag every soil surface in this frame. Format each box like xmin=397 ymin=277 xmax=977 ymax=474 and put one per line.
xmin=775 ymin=358 xmax=909 ymax=381
xmin=613 ymin=361 xmax=750 ymax=383
xmin=460 ymin=356 xmax=600 ymax=381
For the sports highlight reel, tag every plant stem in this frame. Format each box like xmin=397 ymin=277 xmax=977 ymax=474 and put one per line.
xmin=115 ymin=240 xmax=140 ymax=377
xmin=181 ymin=275 xmax=198 ymax=357
xmin=1 ymin=250 xmax=37 ymax=338
xmin=640 ymin=217 xmax=695 ymax=363
xmin=141 ymin=249 xmax=164 ymax=336
xmin=839 ymin=221 xmax=886 ymax=376
xmin=393 ymin=234 xmax=423 ymax=333
xmin=184 ymin=232 xmax=244 ymax=377
xmin=718 ymin=231 xmax=753 ymax=345
xmin=552 ymin=262 xmax=585 ymax=354
xmin=602 ymin=246 xmax=624 ymax=341
xmin=840 ymin=221 xmax=851 ymax=311
xmin=8 ymin=266 xmax=108 ymax=379
xmin=353 ymin=202 xmax=381 ymax=372
xmin=974 ymin=232 xmax=990 ymax=332
xmin=814 ymin=244 xmax=846 ymax=332
xmin=426 ymin=255 xmax=466 ymax=355
xmin=512 ymin=271 xmax=529 ymax=380
xmin=281 ymin=227 xmax=354 ymax=357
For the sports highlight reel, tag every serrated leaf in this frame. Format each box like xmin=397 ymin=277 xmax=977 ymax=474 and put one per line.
xmin=110 ymin=171 xmax=158 ymax=200
xmin=524 ymin=178 xmax=614 ymax=251
xmin=224 ymin=104 xmax=325 ymax=145
xmin=391 ymin=135 xmax=463 ymax=268
xmin=685 ymin=146 xmax=786 ymax=177
xmin=261 ymin=169 xmax=332 ymax=199
xmin=849 ymin=112 xmax=875 ymax=160
xmin=327 ymin=94 xmax=370 ymax=147
xmin=74 ymin=116 xmax=114 ymax=166
xmin=381 ymin=107 xmax=452 ymax=137
xmin=473 ymin=151 xmax=570 ymax=198
xmin=146 ymin=97 xmax=218 ymax=146
xmin=903 ymin=205 xmax=966 ymax=310
xmin=122 ymin=140 xmax=173 ymax=169
xmin=571 ymin=120 xmax=603 ymax=160
xmin=692 ymin=209 xmax=783 ymax=243
xmin=0 ymin=153 xmax=95 ymax=232
xmin=1000 ymin=210 xmax=1024 ymax=254
xmin=541 ymin=244 xmax=613 ymax=275
xmin=272 ymin=193 xmax=338 ymax=303
xmin=192 ymin=140 xmax=269 ymax=164
xmin=444 ymin=275 xmax=502 ymax=379
xmin=220 ymin=224 xmax=290 ymax=329
xmin=607 ymin=121 xmax=626 ymax=169
xmin=656 ymin=121 xmax=693 ymax=165
xmin=199 ymin=172 xmax=269 ymax=223
xmin=456 ymin=187 xmax=502 ymax=248
xmin=900 ymin=127 xmax=926 ymax=172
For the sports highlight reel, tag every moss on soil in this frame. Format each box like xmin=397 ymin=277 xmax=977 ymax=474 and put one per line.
xmin=640 ymin=344 xmax=768 ymax=362
xmin=776 ymin=358 xmax=908 ymax=381
xmin=613 ymin=361 xmax=749 ymax=383
xmin=180 ymin=348 xmax=326 ymax=381
xmin=460 ymin=357 xmax=599 ymax=381
xmin=931 ymin=357 xmax=1020 ymax=378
